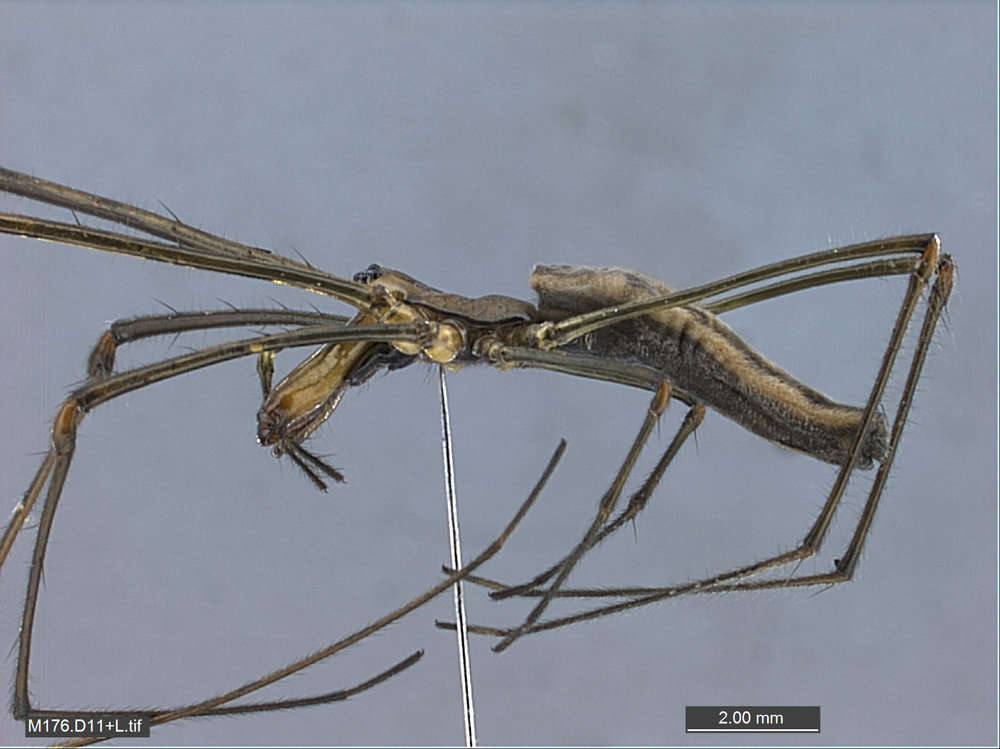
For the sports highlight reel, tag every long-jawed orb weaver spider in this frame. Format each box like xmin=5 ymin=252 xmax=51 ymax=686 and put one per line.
xmin=0 ymin=167 xmax=952 ymax=744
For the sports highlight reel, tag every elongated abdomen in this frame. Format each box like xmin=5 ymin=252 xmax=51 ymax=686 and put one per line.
xmin=531 ymin=264 xmax=887 ymax=468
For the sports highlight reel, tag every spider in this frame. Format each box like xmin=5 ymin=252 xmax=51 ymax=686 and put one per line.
xmin=0 ymin=167 xmax=952 ymax=743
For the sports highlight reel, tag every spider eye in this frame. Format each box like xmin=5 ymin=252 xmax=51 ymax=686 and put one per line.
xmin=353 ymin=264 xmax=384 ymax=284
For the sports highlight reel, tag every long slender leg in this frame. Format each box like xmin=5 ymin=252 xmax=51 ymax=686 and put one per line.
xmin=60 ymin=441 xmax=563 ymax=747
xmin=0 ymin=168 xmax=374 ymax=308
xmin=468 ymin=243 xmax=953 ymax=641
xmin=87 ymin=308 xmax=348 ymax=379
xmin=0 ymin=171 xmax=938 ymax=323
xmin=25 ymin=649 xmax=424 ymax=728
xmin=0 ymin=314 xmax=413 ymax=573
xmin=492 ymin=381 xmax=671 ymax=652
xmin=1 ymin=320 xmax=431 ymax=723
xmin=535 ymin=235 xmax=935 ymax=349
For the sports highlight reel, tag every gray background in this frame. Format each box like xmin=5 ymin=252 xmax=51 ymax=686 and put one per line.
xmin=0 ymin=2 xmax=995 ymax=746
